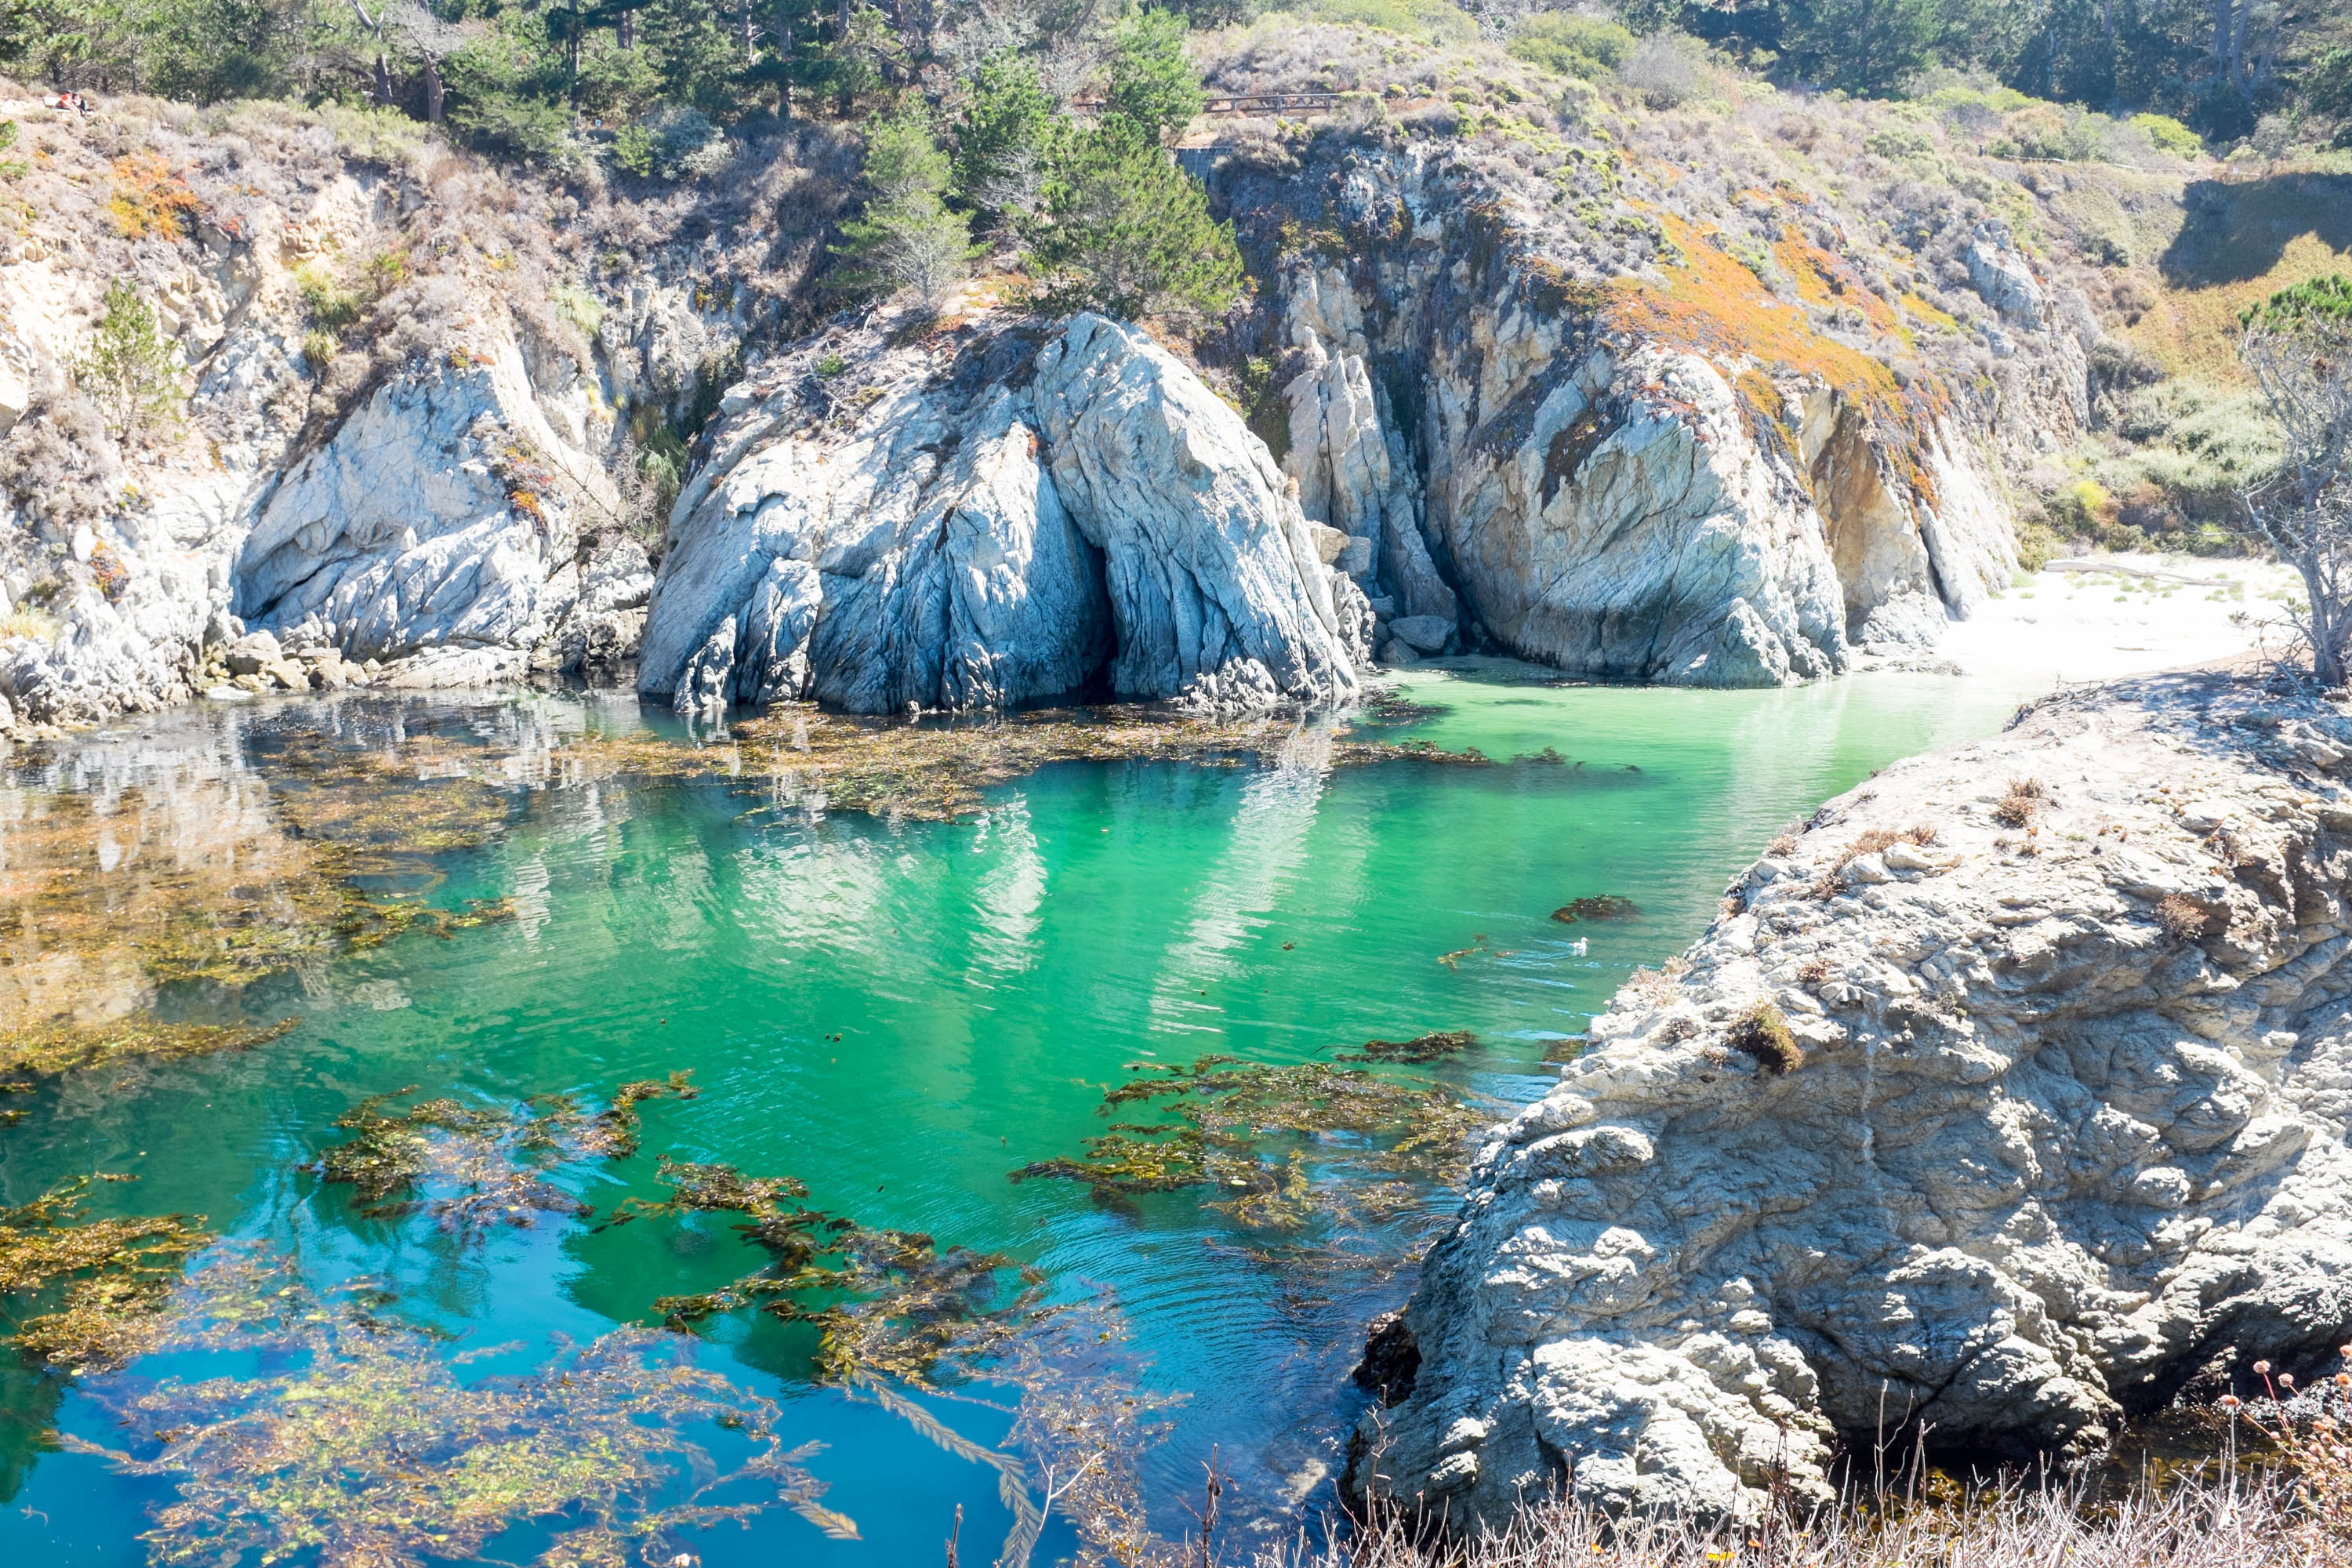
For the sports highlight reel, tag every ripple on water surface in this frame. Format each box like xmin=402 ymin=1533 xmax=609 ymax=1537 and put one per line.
xmin=0 ymin=665 xmax=2051 ymax=1565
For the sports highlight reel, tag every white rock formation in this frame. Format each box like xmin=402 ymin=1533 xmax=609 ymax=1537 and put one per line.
xmin=234 ymin=332 xmax=613 ymax=664
xmin=1252 ymin=150 xmax=2060 ymax=686
xmin=1356 ymin=672 xmax=2352 ymax=1527
xmin=637 ymin=313 xmax=1368 ymax=714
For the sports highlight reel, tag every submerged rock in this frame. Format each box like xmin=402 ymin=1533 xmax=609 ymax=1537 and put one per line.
xmin=637 ymin=313 xmax=1368 ymax=714
xmin=1359 ymin=671 xmax=2352 ymax=1526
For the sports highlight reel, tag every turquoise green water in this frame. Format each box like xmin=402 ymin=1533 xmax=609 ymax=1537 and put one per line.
xmin=0 ymin=666 xmax=2046 ymax=1566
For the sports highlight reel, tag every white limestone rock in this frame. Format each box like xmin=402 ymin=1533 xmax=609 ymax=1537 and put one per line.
xmin=234 ymin=329 xmax=613 ymax=664
xmin=637 ymin=313 xmax=1367 ymax=714
xmin=1357 ymin=672 xmax=2352 ymax=1528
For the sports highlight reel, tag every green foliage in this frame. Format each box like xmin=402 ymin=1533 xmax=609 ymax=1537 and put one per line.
xmin=1031 ymin=120 xmax=1244 ymax=325
xmin=1105 ymin=7 xmax=1205 ymax=146
xmin=2312 ymin=48 xmax=2352 ymax=119
xmin=953 ymin=52 xmax=1061 ymax=223
xmin=2241 ymin=274 xmax=2352 ymax=332
xmin=442 ymin=21 xmax=572 ymax=162
xmin=1508 ymin=13 xmax=1635 ymax=81
xmin=71 ymin=279 xmax=181 ymax=445
xmin=834 ymin=116 xmax=975 ymax=314
xmin=608 ymin=104 xmax=728 ymax=181
xmin=1782 ymin=0 xmax=1946 ymax=97
xmin=1305 ymin=0 xmax=1475 ymax=44
xmin=2132 ymin=111 xmax=2203 ymax=157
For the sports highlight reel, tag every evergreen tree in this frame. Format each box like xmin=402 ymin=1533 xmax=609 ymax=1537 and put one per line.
xmin=73 ymin=279 xmax=183 ymax=446
xmin=952 ymin=51 xmax=1058 ymax=226
xmin=833 ymin=115 xmax=975 ymax=315
xmin=1030 ymin=118 xmax=1241 ymax=325
xmin=1102 ymin=7 xmax=1202 ymax=145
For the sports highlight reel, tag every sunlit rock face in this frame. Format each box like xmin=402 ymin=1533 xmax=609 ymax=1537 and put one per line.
xmin=1215 ymin=139 xmax=2085 ymax=685
xmin=1354 ymin=671 xmax=2352 ymax=1526
xmin=637 ymin=313 xmax=1369 ymax=716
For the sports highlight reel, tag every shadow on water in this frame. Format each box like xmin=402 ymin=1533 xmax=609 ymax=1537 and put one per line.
xmin=2155 ymin=173 xmax=2352 ymax=289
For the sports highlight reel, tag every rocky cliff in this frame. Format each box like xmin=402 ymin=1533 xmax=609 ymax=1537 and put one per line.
xmin=635 ymin=312 xmax=1367 ymax=714
xmin=0 ymin=93 xmax=844 ymax=728
xmin=1353 ymin=670 xmax=2352 ymax=1526
xmin=1196 ymin=88 xmax=2092 ymax=682
xmin=0 ymin=54 xmax=2142 ymax=729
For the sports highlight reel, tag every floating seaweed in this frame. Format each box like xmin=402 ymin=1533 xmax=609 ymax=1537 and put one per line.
xmin=1009 ymin=1052 xmax=1490 ymax=1232
xmin=1436 ymin=933 xmax=1519 ymax=970
xmin=1551 ymin=895 xmax=1643 ymax=923
xmin=310 ymin=1074 xmax=697 ymax=1232
xmin=614 ymin=1155 xmax=1047 ymax=1385
xmin=0 ymin=1015 xmax=296 ymax=1082
xmin=1338 ymin=1029 xmax=1477 ymax=1064
xmin=57 ymin=1250 xmax=859 ymax=1564
xmin=722 ymin=702 xmax=1490 ymax=822
xmin=0 ymin=1174 xmax=211 ymax=1368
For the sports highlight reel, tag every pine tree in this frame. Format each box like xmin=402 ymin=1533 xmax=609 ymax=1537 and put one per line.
xmin=1029 ymin=118 xmax=1242 ymax=325
xmin=833 ymin=117 xmax=975 ymax=316
xmin=73 ymin=280 xmax=183 ymax=446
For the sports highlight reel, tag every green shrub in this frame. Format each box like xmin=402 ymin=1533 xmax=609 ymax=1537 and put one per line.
xmin=1508 ymin=14 xmax=1634 ymax=81
xmin=296 ymin=266 xmax=364 ymax=333
xmin=1105 ymin=9 xmax=1205 ymax=145
xmin=1726 ymin=1002 xmax=1802 ymax=1075
xmin=1307 ymin=0 xmax=1476 ymax=44
xmin=2131 ymin=112 xmax=2203 ymax=158
xmin=1864 ymin=122 xmax=1936 ymax=160
xmin=71 ymin=281 xmax=183 ymax=445
xmin=1031 ymin=121 xmax=1244 ymax=325
xmin=2014 ymin=514 xmax=2063 ymax=571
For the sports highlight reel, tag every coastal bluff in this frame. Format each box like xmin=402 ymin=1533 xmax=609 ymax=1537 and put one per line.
xmin=1353 ymin=669 xmax=2352 ymax=1526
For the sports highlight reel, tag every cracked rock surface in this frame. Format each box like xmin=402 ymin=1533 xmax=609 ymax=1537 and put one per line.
xmin=1354 ymin=669 xmax=2352 ymax=1526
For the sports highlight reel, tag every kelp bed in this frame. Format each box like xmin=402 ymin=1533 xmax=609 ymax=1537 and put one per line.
xmin=1011 ymin=1033 xmax=1491 ymax=1236
xmin=0 ymin=1036 xmax=1502 ymax=1567
xmin=0 ymin=1073 xmax=1185 ymax=1567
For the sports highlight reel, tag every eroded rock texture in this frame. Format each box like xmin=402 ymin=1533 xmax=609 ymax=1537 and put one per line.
xmin=1217 ymin=144 xmax=2082 ymax=681
xmin=637 ymin=313 xmax=1369 ymax=714
xmin=1356 ymin=672 xmax=2352 ymax=1526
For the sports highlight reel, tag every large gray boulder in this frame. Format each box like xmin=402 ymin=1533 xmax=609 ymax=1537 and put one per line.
xmin=1357 ymin=673 xmax=2352 ymax=1527
xmin=637 ymin=313 xmax=1368 ymax=713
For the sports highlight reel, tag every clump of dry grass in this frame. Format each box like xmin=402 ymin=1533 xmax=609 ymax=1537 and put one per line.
xmin=1725 ymin=1000 xmax=1803 ymax=1075
xmin=1251 ymin=1465 xmax=2339 ymax=1566
xmin=1809 ymin=823 xmax=1936 ymax=898
xmin=1994 ymin=777 xmax=2049 ymax=828
xmin=2155 ymin=892 xmax=2219 ymax=940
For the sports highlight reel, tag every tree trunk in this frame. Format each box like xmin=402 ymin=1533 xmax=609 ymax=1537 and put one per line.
xmin=2228 ymin=0 xmax=2250 ymax=93
xmin=372 ymin=50 xmax=394 ymax=107
xmin=426 ymin=55 xmax=445 ymax=122
xmin=619 ymin=8 xmax=635 ymax=48
xmin=742 ymin=2 xmax=757 ymax=64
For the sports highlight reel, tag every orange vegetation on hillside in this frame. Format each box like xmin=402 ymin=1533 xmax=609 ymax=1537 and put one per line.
xmin=1606 ymin=212 xmax=1899 ymax=400
xmin=107 ymin=154 xmax=200 ymax=241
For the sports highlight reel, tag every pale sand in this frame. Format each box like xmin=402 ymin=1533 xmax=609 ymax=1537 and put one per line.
xmin=1941 ymin=553 xmax=2304 ymax=685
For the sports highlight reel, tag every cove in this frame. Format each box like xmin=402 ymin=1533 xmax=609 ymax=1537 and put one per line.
xmin=0 ymin=664 xmax=2050 ymax=1566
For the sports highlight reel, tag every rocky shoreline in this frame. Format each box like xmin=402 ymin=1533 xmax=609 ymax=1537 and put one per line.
xmin=1351 ymin=666 xmax=2352 ymax=1526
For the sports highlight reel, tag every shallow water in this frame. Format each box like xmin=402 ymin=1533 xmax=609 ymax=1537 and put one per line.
xmin=0 ymin=666 xmax=2050 ymax=1566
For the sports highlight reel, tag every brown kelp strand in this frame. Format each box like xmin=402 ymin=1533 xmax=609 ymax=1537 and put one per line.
xmin=56 ymin=1250 xmax=861 ymax=1564
xmin=617 ymin=1155 xmax=1047 ymax=1385
xmin=0 ymin=1014 xmax=296 ymax=1083
xmin=310 ymin=1074 xmax=696 ymax=1231
xmin=1009 ymin=1053 xmax=1491 ymax=1229
xmin=1338 ymin=1029 xmax=1477 ymax=1063
xmin=1551 ymin=894 xmax=1644 ymax=923
xmin=0 ymin=1174 xmax=211 ymax=1368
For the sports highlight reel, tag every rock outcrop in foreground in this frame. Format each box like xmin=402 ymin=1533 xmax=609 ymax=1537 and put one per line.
xmin=1357 ymin=670 xmax=2352 ymax=1525
xmin=637 ymin=314 xmax=1368 ymax=714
